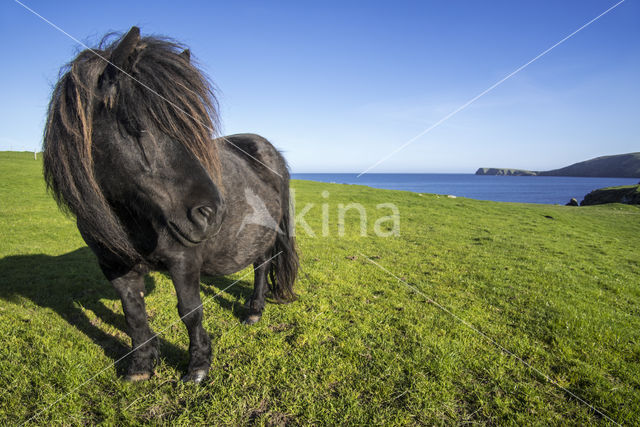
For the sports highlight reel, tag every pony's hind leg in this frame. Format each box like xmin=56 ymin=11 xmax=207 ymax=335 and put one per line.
xmin=110 ymin=269 xmax=159 ymax=381
xmin=244 ymin=253 xmax=272 ymax=325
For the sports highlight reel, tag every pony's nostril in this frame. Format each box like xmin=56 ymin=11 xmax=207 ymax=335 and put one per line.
xmin=189 ymin=205 xmax=215 ymax=231
xmin=197 ymin=206 xmax=213 ymax=220
xmin=188 ymin=205 xmax=215 ymax=231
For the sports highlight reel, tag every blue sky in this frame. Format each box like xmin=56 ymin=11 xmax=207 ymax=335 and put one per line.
xmin=1 ymin=0 xmax=638 ymax=173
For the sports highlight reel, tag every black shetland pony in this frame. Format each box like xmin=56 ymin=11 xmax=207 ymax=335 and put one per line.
xmin=43 ymin=27 xmax=298 ymax=383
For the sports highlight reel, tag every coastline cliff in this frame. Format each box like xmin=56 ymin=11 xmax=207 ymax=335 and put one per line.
xmin=476 ymin=152 xmax=640 ymax=178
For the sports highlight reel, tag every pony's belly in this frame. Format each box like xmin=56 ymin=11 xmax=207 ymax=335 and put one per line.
xmin=201 ymin=256 xmax=248 ymax=276
xmin=201 ymin=230 xmax=277 ymax=276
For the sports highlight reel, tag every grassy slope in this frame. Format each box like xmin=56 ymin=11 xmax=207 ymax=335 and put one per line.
xmin=1 ymin=151 xmax=639 ymax=425
xmin=600 ymin=184 xmax=640 ymax=191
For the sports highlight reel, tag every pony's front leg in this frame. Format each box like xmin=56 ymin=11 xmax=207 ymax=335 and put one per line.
xmin=110 ymin=269 xmax=159 ymax=381
xmin=168 ymin=260 xmax=211 ymax=383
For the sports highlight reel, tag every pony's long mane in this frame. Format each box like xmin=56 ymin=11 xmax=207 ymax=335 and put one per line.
xmin=43 ymin=30 xmax=221 ymax=262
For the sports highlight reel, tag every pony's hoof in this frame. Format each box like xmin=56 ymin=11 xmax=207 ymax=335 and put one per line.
xmin=243 ymin=314 xmax=261 ymax=325
xmin=181 ymin=369 xmax=208 ymax=384
xmin=125 ymin=371 xmax=152 ymax=382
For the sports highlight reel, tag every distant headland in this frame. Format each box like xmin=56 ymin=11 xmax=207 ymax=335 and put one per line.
xmin=476 ymin=152 xmax=640 ymax=178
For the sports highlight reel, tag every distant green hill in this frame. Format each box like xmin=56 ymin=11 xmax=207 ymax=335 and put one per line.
xmin=476 ymin=152 xmax=640 ymax=178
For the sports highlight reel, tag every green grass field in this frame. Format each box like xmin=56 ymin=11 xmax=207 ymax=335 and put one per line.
xmin=1 ymin=151 xmax=639 ymax=425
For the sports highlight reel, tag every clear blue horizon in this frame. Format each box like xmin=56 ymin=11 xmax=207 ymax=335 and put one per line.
xmin=291 ymin=173 xmax=640 ymax=204
xmin=1 ymin=1 xmax=638 ymax=173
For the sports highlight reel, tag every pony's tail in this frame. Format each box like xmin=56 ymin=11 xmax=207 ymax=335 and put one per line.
xmin=268 ymin=179 xmax=298 ymax=302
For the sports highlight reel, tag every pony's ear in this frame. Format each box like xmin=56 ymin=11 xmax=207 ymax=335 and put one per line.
xmin=100 ymin=26 xmax=141 ymax=105
xmin=179 ymin=49 xmax=191 ymax=62
xmin=110 ymin=26 xmax=141 ymax=70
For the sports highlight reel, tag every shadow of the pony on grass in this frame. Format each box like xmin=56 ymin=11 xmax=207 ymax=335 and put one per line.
xmin=0 ymin=247 xmax=256 ymax=378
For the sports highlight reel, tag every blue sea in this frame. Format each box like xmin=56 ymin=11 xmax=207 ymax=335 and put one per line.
xmin=291 ymin=173 xmax=639 ymax=205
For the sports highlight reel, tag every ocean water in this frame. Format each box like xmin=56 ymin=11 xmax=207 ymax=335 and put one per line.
xmin=291 ymin=173 xmax=639 ymax=205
